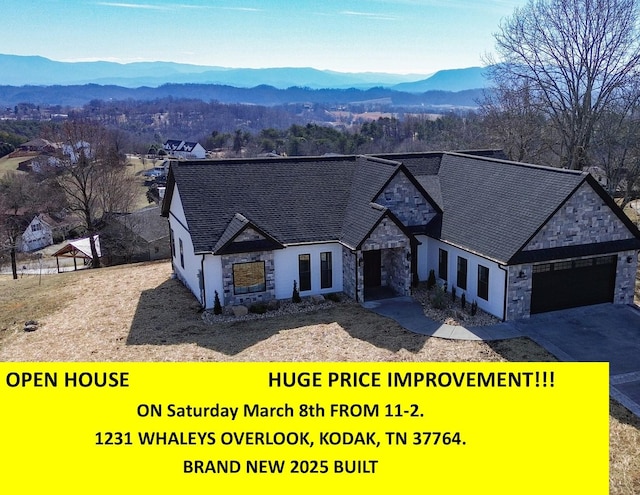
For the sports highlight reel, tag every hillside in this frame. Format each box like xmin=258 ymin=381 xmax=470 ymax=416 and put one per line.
xmin=0 ymin=83 xmax=485 ymax=108
xmin=0 ymin=54 xmax=426 ymax=89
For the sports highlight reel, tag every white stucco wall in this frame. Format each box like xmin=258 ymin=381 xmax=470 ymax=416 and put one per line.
xmin=274 ymin=243 xmax=344 ymax=299
xmin=168 ymin=186 xmax=203 ymax=305
xmin=202 ymin=255 xmax=224 ymax=308
xmin=420 ymin=237 xmax=506 ymax=320
xmin=416 ymin=235 xmax=430 ymax=281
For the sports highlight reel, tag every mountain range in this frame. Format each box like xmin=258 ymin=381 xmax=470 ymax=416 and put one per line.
xmin=0 ymin=54 xmax=491 ymax=92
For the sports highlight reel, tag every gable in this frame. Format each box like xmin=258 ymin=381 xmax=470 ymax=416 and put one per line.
xmin=373 ymin=168 xmax=439 ymax=227
xmin=360 ymin=213 xmax=411 ymax=251
xmin=523 ymin=181 xmax=635 ymax=251
xmin=214 ymin=214 xmax=284 ymax=255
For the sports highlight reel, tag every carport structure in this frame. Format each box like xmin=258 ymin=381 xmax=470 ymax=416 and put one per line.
xmin=51 ymin=236 xmax=101 ymax=272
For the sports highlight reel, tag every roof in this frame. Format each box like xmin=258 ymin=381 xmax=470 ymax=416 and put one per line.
xmin=112 ymin=206 xmax=169 ymax=243
xmin=52 ymin=236 xmax=101 ymax=258
xmin=162 ymin=155 xmax=408 ymax=253
xmin=162 ymin=151 xmax=640 ymax=263
xmin=163 ymin=140 xmax=202 ymax=153
xmin=436 ymin=153 xmax=588 ymax=263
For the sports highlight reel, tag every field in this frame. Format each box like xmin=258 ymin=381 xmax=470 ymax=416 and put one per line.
xmin=0 ymin=261 xmax=638 ymax=493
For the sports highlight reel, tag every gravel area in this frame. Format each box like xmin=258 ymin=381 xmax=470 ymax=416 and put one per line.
xmin=412 ymin=283 xmax=500 ymax=326
xmin=202 ymin=298 xmax=335 ymax=324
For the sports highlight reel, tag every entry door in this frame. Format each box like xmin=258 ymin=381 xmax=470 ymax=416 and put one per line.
xmin=363 ymin=250 xmax=381 ymax=288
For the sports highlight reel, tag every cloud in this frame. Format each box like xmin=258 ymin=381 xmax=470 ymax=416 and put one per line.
xmin=221 ymin=7 xmax=262 ymax=12
xmin=340 ymin=11 xmax=399 ymax=21
xmin=96 ymin=2 xmax=262 ymax=12
xmin=95 ymin=2 xmax=172 ymax=10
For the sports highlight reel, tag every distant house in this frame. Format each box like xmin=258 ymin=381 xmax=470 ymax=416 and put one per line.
xmin=19 ymin=212 xmax=77 ymax=252
xmin=17 ymin=155 xmax=61 ymax=173
xmin=163 ymin=140 xmax=206 ymax=160
xmin=162 ymin=151 xmax=640 ymax=321
xmin=101 ymin=206 xmax=170 ymax=264
xmin=17 ymin=138 xmax=59 ymax=153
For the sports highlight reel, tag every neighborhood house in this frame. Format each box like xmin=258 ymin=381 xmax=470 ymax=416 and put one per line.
xmin=161 ymin=151 xmax=640 ymax=321
xmin=163 ymin=140 xmax=207 ymax=160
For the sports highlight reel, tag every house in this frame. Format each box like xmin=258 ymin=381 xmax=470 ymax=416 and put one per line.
xmin=101 ymin=206 xmax=171 ymax=264
xmin=161 ymin=151 xmax=640 ymax=321
xmin=163 ymin=140 xmax=207 ymax=160
xmin=19 ymin=212 xmax=77 ymax=252
xmin=17 ymin=138 xmax=59 ymax=153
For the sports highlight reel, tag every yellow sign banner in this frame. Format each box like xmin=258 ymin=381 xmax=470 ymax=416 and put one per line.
xmin=0 ymin=362 xmax=608 ymax=494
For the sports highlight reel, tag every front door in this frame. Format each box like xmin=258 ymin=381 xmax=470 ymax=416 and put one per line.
xmin=363 ymin=250 xmax=381 ymax=288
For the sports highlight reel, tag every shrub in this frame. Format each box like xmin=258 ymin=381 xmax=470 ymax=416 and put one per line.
xmin=325 ymin=292 xmax=341 ymax=302
xmin=427 ymin=269 xmax=436 ymax=289
xmin=213 ymin=290 xmax=222 ymax=315
xmin=471 ymin=300 xmax=478 ymax=316
xmin=292 ymin=280 xmax=301 ymax=303
xmin=430 ymin=284 xmax=447 ymax=309
xmin=460 ymin=292 xmax=466 ymax=310
xmin=249 ymin=303 xmax=268 ymax=314
xmin=451 ymin=285 xmax=457 ymax=303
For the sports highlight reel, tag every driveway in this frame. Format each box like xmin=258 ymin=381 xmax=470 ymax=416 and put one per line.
xmin=366 ymin=299 xmax=640 ymax=417
xmin=507 ymin=303 xmax=640 ymax=417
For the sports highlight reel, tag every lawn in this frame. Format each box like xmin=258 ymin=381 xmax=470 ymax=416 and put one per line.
xmin=0 ymin=261 xmax=638 ymax=493
xmin=0 ymin=153 xmax=31 ymax=175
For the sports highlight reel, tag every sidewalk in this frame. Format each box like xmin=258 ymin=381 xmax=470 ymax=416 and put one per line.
xmin=362 ymin=296 xmax=523 ymax=341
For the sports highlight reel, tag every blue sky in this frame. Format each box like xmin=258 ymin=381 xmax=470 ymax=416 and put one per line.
xmin=4 ymin=0 xmax=526 ymax=74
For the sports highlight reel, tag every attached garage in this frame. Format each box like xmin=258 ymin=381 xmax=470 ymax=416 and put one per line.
xmin=530 ymin=256 xmax=617 ymax=314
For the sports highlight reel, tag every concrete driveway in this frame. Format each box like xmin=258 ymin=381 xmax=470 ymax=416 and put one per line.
xmin=366 ymin=298 xmax=640 ymax=417
xmin=507 ymin=303 xmax=640 ymax=417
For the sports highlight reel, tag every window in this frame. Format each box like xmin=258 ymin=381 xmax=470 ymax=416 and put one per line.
xmin=298 ymin=254 xmax=311 ymax=291
xmin=573 ymin=259 xmax=593 ymax=268
xmin=233 ymin=261 xmax=266 ymax=294
xmin=438 ymin=249 xmax=448 ymax=281
xmin=456 ymin=256 xmax=467 ymax=290
xmin=179 ymin=238 xmax=184 ymax=268
xmin=532 ymin=264 xmax=550 ymax=273
xmin=170 ymin=229 xmax=176 ymax=259
xmin=320 ymin=252 xmax=332 ymax=289
xmin=478 ymin=265 xmax=489 ymax=301
xmin=31 ymin=223 xmax=42 ymax=232
xmin=553 ymin=261 xmax=572 ymax=271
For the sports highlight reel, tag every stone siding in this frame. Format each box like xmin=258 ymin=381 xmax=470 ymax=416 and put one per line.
xmin=505 ymin=264 xmax=532 ymax=321
xmin=361 ymin=217 xmax=412 ymax=299
xmin=234 ymin=227 xmax=265 ymax=242
xmin=342 ymin=246 xmax=357 ymax=300
xmin=615 ymin=251 xmax=638 ymax=305
xmin=221 ymin=251 xmax=275 ymax=306
xmin=361 ymin=218 xmax=410 ymax=251
xmin=524 ymin=182 xmax=633 ymax=250
xmin=374 ymin=173 xmax=437 ymax=227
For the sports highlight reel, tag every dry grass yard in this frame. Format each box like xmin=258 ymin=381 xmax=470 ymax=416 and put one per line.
xmin=0 ymin=261 xmax=638 ymax=493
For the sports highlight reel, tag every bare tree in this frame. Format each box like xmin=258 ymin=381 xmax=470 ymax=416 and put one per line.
xmin=488 ymin=0 xmax=640 ymax=170
xmin=48 ymin=120 xmax=137 ymax=268
xmin=0 ymin=173 xmax=39 ymax=279
xmin=479 ymin=80 xmax=556 ymax=164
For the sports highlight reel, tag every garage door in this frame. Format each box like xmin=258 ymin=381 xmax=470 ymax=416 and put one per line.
xmin=530 ymin=256 xmax=617 ymax=314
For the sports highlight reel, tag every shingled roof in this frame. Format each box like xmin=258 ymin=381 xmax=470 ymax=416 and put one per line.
xmin=163 ymin=151 xmax=640 ymax=262
xmin=163 ymin=155 xmax=402 ymax=254
xmin=392 ymin=151 xmax=640 ymax=263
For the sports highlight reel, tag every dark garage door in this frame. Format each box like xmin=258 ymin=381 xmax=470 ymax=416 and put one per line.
xmin=530 ymin=256 xmax=617 ymax=314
